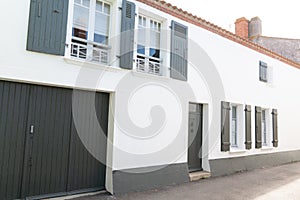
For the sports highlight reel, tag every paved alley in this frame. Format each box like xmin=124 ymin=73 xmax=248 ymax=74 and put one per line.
xmin=72 ymin=162 xmax=300 ymax=200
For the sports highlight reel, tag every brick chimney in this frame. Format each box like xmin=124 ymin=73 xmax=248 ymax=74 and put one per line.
xmin=235 ymin=17 xmax=249 ymax=39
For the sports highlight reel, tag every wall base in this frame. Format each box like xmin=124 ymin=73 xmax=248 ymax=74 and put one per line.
xmin=112 ymin=163 xmax=189 ymax=194
xmin=209 ymin=150 xmax=300 ymax=177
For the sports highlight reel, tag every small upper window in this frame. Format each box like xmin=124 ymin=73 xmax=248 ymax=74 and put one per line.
xmin=259 ymin=61 xmax=268 ymax=82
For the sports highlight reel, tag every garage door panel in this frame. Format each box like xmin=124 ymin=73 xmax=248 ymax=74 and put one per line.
xmin=24 ymin=86 xmax=73 ymax=197
xmin=68 ymin=125 xmax=107 ymax=192
xmin=67 ymin=90 xmax=108 ymax=192
xmin=0 ymin=82 xmax=30 ymax=200
xmin=26 ymin=85 xmax=46 ymax=196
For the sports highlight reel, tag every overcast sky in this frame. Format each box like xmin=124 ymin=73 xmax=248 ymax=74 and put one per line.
xmin=166 ymin=0 xmax=300 ymax=39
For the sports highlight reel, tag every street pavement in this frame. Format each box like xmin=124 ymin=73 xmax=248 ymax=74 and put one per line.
xmin=73 ymin=162 xmax=300 ymax=200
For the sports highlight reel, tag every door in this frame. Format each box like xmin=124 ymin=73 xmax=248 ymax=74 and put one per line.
xmin=188 ymin=103 xmax=203 ymax=172
xmin=0 ymin=82 xmax=30 ymax=200
xmin=21 ymin=85 xmax=73 ymax=198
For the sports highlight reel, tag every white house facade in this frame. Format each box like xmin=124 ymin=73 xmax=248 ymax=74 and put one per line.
xmin=1 ymin=0 xmax=300 ymax=199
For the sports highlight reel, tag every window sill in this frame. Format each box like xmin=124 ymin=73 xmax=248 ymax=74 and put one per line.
xmin=261 ymin=146 xmax=274 ymax=150
xmin=229 ymin=148 xmax=247 ymax=154
xmin=63 ymin=57 xmax=122 ymax=72
xmin=259 ymin=80 xmax=275 ymax=88
xmin=131 ymin=70 xmax=170 ymax=81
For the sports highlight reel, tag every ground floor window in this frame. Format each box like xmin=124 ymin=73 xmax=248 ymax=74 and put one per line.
xmin=231 ymin=106 xmax=238 ymax=147
xmin=262 ymin=108 xmax=271 ymax=147
xmin=230 ymin=104 xmax=244 ymax=149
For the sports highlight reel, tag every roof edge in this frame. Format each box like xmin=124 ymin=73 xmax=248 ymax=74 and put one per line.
xmin=255 ymin=35 xmax=300 ymax=41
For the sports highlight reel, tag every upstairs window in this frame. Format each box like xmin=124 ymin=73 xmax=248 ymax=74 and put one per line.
xmin=259 ymin=61 xmax=268 ymax=82
xmin=71 ymin=0 xmax=111 ymax=64
xmin=136 ymin=15 xmax=162 ymax=75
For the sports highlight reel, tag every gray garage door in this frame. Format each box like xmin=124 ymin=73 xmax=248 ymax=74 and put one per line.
xmin=0 ymin=82 xmax=30 ymax=200
xmin=0 ymin=81 xmax=109 ymax=200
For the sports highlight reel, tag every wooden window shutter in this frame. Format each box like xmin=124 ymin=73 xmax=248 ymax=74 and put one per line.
xmin=272 ymin=109 xmax=278 ymax=147
xmin=221 ymin=101 xmax=230 ymax=151
xmin=170 ymin=20 xmax=188 ymax=81
xmin=244 ymin=105 xmax=252 ymax=150
xmin=27 ymin=0 xmax=69 ymax=55
xmin=120 ymin=0 xmax=136 ymax=69
xmin=255 ymin=106 xmax=262 ymax=148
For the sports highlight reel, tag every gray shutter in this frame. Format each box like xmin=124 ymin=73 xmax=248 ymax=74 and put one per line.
xmin=27 ymin=0 xmax=69 ymax=55
xmin=244 ymin=105 xmax=252 ymax=150
xmin=120 ymin=0 xmax=136 ymax=69
xmin=221 ymin=101 xmax=230 ymax=152
xmin=170 ymin=20 xmax=188 ymax=81
xmin=255 ymin=106 xmax=262 ymax=148
xmin=272 ymin=109 xmax=278 ymax=147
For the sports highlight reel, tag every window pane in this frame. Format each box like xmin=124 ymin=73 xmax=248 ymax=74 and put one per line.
xmin=94 ymin=12 xmax=109 ymax=38
xmin=262 ymin=121 xmax=266 ymax=144
xmin=262 ymin=110 xmax=266 ymax=120
xmin=137 ymin=45 xmax=145 ymax=55
xmin=150 ymin=20 xmax=154 ymax=28
xmin=260 ymin=65 xmax=268 ymax=81
xmin=83 ymin=0 xmax=90 ymax=7
xmin=262 ymin=67 xmax=265 ymax=79
xmin=72 ymin=28 xmax=88 ymax=39
xmin=264 ymin=67 xmax=267 ymax=80
xmin=231 ymin=120 xmax=237 ymax=146
xmin=232 ymin=119 xmax=237 ymax=145
xmin=149 ymin=48 xmax=160 ymax=58
xmin=232 ymin=106 xmax=237 ymax=118
xmin=231 ymin=106 xmax=238 ymax=146
xmin=73 ymin=4 xmax=89 ymax=29
xmin=104 ymin=3 xmax=110 ymax=14
xmin=94 ymin=33 xmax=108 ymax=44
xmin=189 ymin=103 xmax=199 ymax=112
xmin=138 ymin=28 xmax=146 ymax=45
xmin=150 ymin=30 xmax=160 ymax=48
xmin=232 ymin=120 xmax=236 ymax=131
xmin=75 ymin=0 xmax=81 ymax=4
xmin=262 ymin=110 xmax=267 ymax=145
xmin=138 ymin=16 xmax=146 ymax=27
xmin=96 ymin=0 xmax=103 ymax=12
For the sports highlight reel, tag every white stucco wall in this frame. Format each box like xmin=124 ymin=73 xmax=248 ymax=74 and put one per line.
xmin=1 ymin=0 xmax=300 ymax=174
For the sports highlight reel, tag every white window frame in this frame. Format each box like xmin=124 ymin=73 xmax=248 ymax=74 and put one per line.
xmin=66 ymin=0 xmax=112 ymax=65
xmin=261 ymin=108 xmax=272 ymax=147
xmin=259 ymin=61 xmax=268 ymax=82
xmin=135 ymin=12 xmax=164 ymax=76
xmin=230 ymin=104 xmax=245 ymax=150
